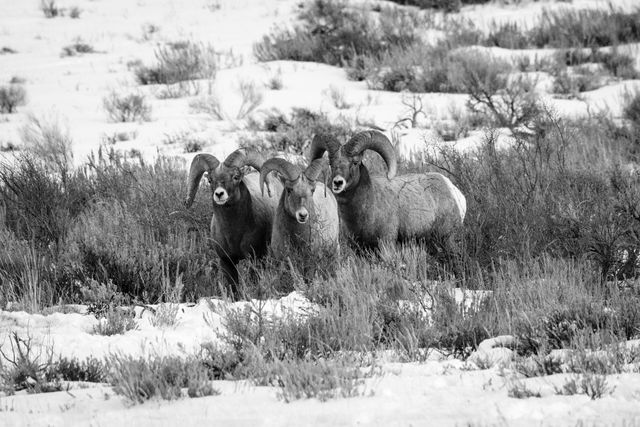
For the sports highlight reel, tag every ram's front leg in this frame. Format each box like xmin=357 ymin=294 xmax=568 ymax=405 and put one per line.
xmin=217 ymin=251 xmax=240 ymax=300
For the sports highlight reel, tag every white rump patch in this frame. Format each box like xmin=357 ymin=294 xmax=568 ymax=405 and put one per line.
xmin=442 ymin=176 xmax=467 ymax=222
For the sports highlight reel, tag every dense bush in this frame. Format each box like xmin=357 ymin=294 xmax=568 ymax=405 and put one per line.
xmin=243 ymin=108 xmax=351 ymax=155
xmin=254 ymin=0 xmax=420 ymax=66
xmin=481 ymin=7 xmax=640 ymax=50
xmin=0 ymin=148 xmax=215 ymax=306
xmin=364 ymin=43 xmax=461 ymax=93
xmin=420 ymin=112 xmax=640 ymax=282
xmin=0 ymin=83 xmax=26 ymax=113
xmin=529 ymin=7 xmax=640 ymax=49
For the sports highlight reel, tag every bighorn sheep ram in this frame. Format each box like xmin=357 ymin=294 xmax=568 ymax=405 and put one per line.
xmin=259 ymin=157 xmax=339 ymax=260
xmin=184 ymin=149 xmax=282 ymax=297
xmin=309 ymin=130 xmax=466 ymax=248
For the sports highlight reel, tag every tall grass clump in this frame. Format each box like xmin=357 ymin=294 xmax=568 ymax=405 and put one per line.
xmin=133 ymin=41 xmax=217 ymax=97
xmin=105 ymin=352 xmax=219 ymax=404
xmin=20 ymin=112 xmax=74 ymax=174
xmin=0 ymin=233 xmax=55 ymax=312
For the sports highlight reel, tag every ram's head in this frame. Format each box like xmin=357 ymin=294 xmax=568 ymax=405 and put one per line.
xmin=185 ymin=149 xmax=270 ymax=207
xmin=259 ymin=158 xmax=328 ymax=224
xmin=308 ymin=130 xmax=397 ymax=194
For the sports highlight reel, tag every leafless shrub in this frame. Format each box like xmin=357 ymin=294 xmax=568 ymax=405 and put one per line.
xmin=449 ymin=51 xmax=542 ymax=130
xmin=189 ymin=95 xmax=225 ymax=120
xmin=103 ymin=91 xmax=152 ymax=122
xmin=0 ymin=331 xmax=61 ymax=394
xmin=237 ymin=81 xmax=264 ymax=119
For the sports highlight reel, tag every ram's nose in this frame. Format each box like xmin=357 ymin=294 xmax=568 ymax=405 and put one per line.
xmin=332 ymin=176 xmax=345 ymax=193
xmin=213 ymin=188 xmax=228 ymax=204
xmin=296 ymin=209 xmax=309 ymax=224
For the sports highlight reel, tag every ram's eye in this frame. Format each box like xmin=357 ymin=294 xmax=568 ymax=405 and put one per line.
xmin=233 ymin=175 xmax=240 ymax=181
xmin=352 ymin=160 xmax=359 ymax=166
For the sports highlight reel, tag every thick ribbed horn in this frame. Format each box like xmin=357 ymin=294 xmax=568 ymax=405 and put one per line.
xmin=304 ymin=158 xmax=330 ymax=197
xmin=225 ymin=149 xmax=273 ymax=196
xmin=308 ymin=133 xmax=341 ymax=165
xmin=304 ymin=158 xmax=328 ymax=181
xmin=223 ymin=149 xmax=266 ymax=171
xmin=343 ymin=130 xmax=397 ymax=179
xmin=259 ymin=158 xmax=301 ymax=196
xmin=185 ymin=153 xmax=220 ymax=208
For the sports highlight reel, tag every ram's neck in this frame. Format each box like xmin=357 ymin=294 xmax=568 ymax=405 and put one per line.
xmin=336 ymin=164 xmax=372 ymax=208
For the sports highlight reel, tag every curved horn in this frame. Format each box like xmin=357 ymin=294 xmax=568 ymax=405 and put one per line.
xmin=343 ymin=130 xmax=397 ymax=179
xmin=304 ymin=158 xmax=328 ymax=181
xmin=225 ymin=148 xmax=273 ymax=196
xmin=259 ymin=158 xmax=301 ymax=196
xmin=223 ymin=149 xmax=266 ymax=171
xmin=304 ymin=158 xmax=330 ymax=197
xmin=185 ymin=153 xmax=220 ymax=208
xmin=308 ymin=133 xmax=341 ymax=165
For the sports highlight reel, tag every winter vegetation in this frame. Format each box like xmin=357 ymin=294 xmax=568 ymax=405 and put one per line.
xmin=1 ymin=0 xmax=640 ymax=425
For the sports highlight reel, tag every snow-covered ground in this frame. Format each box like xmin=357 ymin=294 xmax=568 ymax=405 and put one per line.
xmin=2 ymin=0 xmax=640 ymax=425
xmin=1 ymin=292 xmax=639 ymax=427
xmin=2 ymin=0 xmax=639 ymax=164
